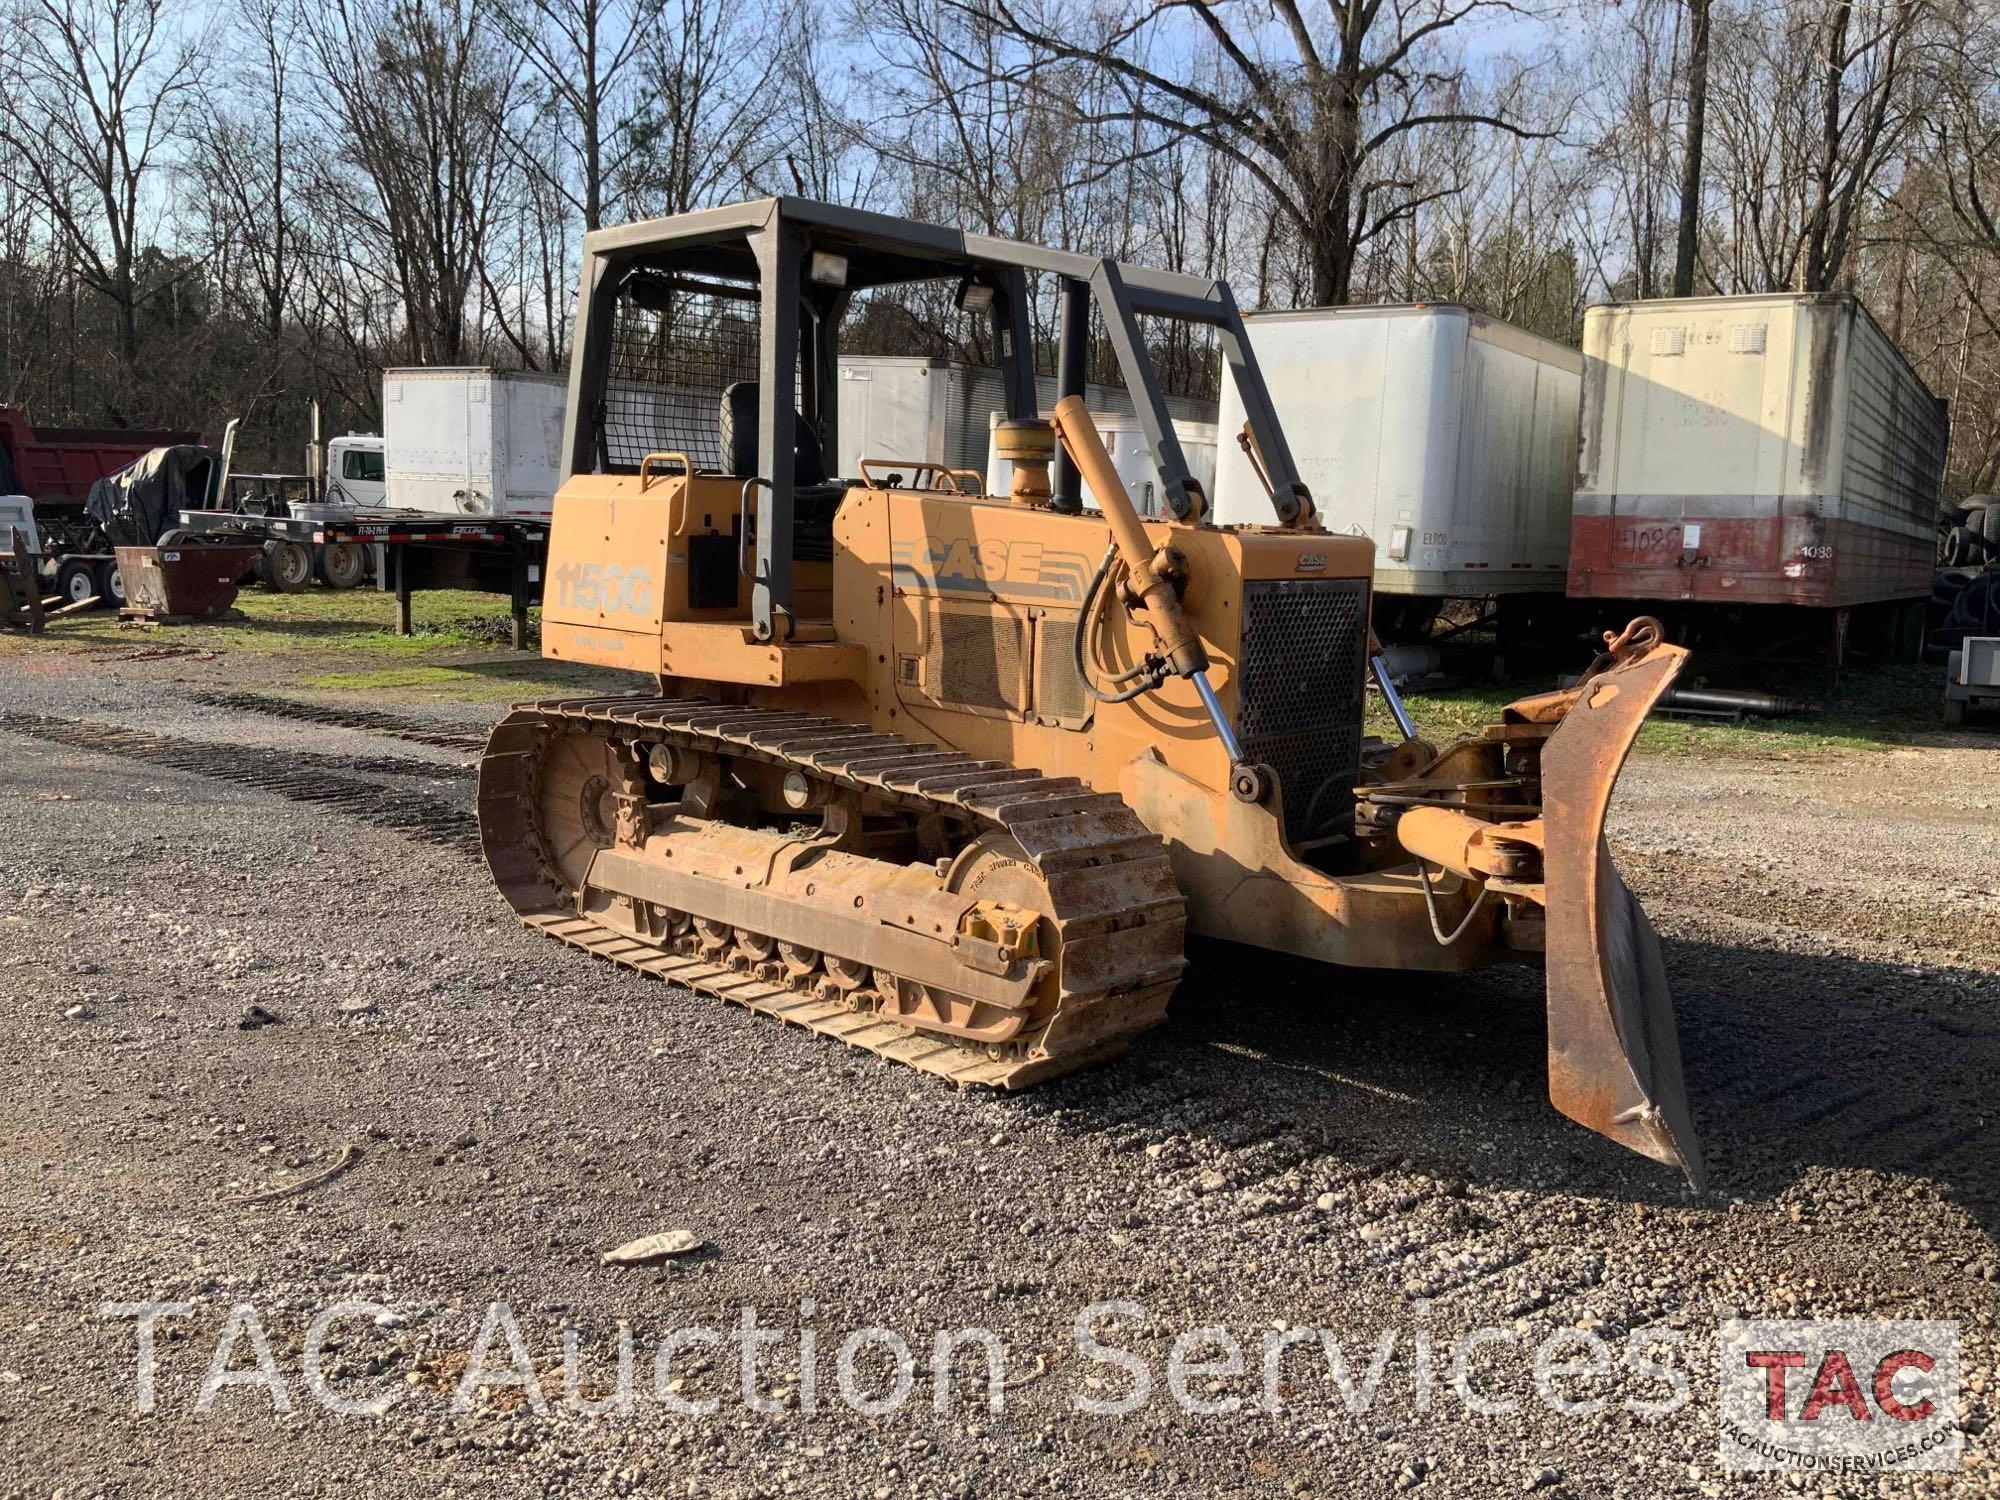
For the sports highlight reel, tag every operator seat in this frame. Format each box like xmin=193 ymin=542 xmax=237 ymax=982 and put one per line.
xmin=718 ymin=381 xmax=841 ymax=562
xmin=719 ymin=381 xmax=830 ymax=485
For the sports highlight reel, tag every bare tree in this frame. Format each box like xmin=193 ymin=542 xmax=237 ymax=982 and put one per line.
xmin=1802 ymin=0 xmax=1924 ymax=291
xmin=614 ymin=0 xmax=774 ymax=218
xmin=917 ymin=0 xmax=1557 ymax=306
xmin=1705 ymin=0 xmax=1927 ymax=293
xmin=302 ymin=0 xmax=525 ymax=365
xmin=1672 ymin=0 xmax=1712 ymax=296
xmin=767 ymin=0 xmax=873 ymax=203
xmin=1579 ymin=0 xmax=1687 ymax=299
xmin=493 ymin=0 xmax=662 ymax=230
xmin=188 ymin=0 xmax=301 ymax=343
xmin=0 ymin=0 xmax=202 ymax=376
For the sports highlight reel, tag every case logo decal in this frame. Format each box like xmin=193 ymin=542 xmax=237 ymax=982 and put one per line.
xmin=890 ymin=537 xmax=1090 ymax=602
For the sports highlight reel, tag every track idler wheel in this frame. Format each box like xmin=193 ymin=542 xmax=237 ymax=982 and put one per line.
xmin=778 ymin=942 xmax=821 ymax=987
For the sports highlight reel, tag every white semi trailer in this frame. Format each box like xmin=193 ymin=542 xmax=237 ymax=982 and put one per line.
xmin=1566 ymin=292 xmax=1944 ymax=646
xmin=834 ymin=355 xmax=1220 ymax=500
xmin=379 ymin=367 xmax=568 ymax=520
xmin=1212 ymin=304 xmax=1581 ymax=632
xmin=984 ymin=411 xmax=1217 ymax=518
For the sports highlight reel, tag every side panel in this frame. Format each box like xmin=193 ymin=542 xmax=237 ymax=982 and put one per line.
xmin=830 ymin=488 xmax=1375 ymax=805
xmin=383 ymin=369 xmax=479 ymax=516
xmin=1834 ymin=307 xmax=1948 ymax=604
xmin=835 ymin=361 xmax=942 ymax=479
xmin=1376 ymin=312 xmax=1458 ymax=587
xmin=468 ymin=373 xmax=496 ymax=510
xmin=490 ymin=375 xmax=567 ymax=521
xmin=1457 ymin=318 xmax=1579 ymax=590
xmin=1211 ymin=311 xmax=1397 ymax=530
xmin=539 ymin=474 xmax=675 ymax=671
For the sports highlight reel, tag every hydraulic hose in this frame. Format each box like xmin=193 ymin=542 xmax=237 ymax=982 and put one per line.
xmin=1073 ymin=545 xmax=1157 ymax=703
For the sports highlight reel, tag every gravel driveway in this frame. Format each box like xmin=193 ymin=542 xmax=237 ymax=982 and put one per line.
xmin=0 ymin=652 xmax=1994 ymax=1498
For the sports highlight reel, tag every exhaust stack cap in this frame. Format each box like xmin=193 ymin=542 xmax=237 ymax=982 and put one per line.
xmin=995 ymin=418 xmax=1054 ymax=506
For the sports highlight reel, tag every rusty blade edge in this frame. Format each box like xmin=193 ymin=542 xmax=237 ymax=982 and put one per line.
xmin=1540 ymin=642 xmax=1706 ymax=1191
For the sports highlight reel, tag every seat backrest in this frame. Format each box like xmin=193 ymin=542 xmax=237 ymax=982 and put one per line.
xmin=719 ymin=381 xmax=827 ymax=486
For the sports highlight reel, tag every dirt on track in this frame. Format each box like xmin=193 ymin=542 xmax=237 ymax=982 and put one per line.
xmin=0 ymin=658 xmax=1996 ymax=1499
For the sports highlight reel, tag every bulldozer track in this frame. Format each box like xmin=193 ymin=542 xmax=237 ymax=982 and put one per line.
xmin=0 ymin=712 xmax=480 ymax=855
xmin=191 ymin=690 xmax=488 ymax=752
xmin=478 ymin=695 xmax=1189 ymax=1091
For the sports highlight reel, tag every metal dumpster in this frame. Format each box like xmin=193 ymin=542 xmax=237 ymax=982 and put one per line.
xmin=116 ymin=543 xmax=262 ymax=621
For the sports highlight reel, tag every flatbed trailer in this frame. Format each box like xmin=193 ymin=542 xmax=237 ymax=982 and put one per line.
xmin=174 ymin=505 xmax=547 ymax=648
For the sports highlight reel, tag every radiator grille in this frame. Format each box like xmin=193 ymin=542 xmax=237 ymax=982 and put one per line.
xmin=925 ymin=606 xmax=1027 ymax=713
xmin=1033 ymin=615 xmax=1089 ymax=723
xmin=1237 ymin=578 xmax=1369 ymax=847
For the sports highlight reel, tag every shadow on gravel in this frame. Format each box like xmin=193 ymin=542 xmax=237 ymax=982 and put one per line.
xmin=1025 ymin=937 xmax=1692 ymax=1207
xmin=1667 ymin=939 xmax=1997 ymax=1234
xmin=1023 ymin=934 xmax=1996 ymax=1229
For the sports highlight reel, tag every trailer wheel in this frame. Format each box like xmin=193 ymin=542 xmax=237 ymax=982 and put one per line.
xmin=156 ymin=528 xmax=190 ymax=549
xmin=260 ymin=538 xmax=314 ymax=593
xmin=56 ymin=558 xmax=98 ymax=608
xmin=318 ymin=541 xmax=368 ymax=590
xmin=94 ymin=558 xmax=125 ymax=607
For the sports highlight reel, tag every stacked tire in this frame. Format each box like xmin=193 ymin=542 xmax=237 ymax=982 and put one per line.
xmin=1941 ymin=495 xmax=2000 ymax=568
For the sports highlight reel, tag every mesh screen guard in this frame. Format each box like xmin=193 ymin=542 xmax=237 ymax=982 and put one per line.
xmin=599 ymin=274 xmax=762 ymax=472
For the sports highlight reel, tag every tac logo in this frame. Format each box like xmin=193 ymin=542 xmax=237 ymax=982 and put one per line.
xmin=1718 ymin=1319 xmax=1961 ymax=1472
xmin=890 ymin=536 xmax=1090 ymax=602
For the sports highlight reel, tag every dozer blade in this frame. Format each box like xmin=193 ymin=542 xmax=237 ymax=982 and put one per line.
xmin=1539 ymin=641 xmax=1705 ymax=1189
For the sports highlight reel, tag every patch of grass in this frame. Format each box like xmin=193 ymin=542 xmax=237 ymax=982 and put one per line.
xmin=0 ymin=585 xmax=542 ymax=658
xmin=1366 ymin=660 xmax=1949 ymax=759
xmin=0 ymin=581 xmax=634 ymax=700
xmin=6 ymin=573 xmax=1961 ymax=747
xmin=0 ymin=584 xmax=533 ymax=656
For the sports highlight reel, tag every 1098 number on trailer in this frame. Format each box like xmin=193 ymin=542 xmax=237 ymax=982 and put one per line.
xmin=551 ymin=560 xmax=654 ymax=616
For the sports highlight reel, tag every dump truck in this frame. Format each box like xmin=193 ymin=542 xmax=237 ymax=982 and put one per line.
xmin=475 ymin=199 xmax=1704 ymax=1186
xmin=0 ymin=406 xmax=206 ymax=606
xmin=0 ymin=405 xmax=201 ymax=523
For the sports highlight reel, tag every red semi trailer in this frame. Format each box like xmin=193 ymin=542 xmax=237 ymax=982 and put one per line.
xmin=1568 ymin=293 xmax=1944 ymax=663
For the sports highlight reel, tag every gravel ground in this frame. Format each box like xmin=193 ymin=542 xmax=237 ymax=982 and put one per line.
xmin=1 ymin=648 xmax=1997 ymax=1499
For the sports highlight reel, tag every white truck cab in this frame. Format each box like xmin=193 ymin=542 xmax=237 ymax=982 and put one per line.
xmin=322 ymin=434 xmax=387 ymax=512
